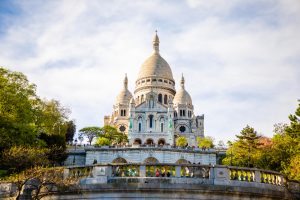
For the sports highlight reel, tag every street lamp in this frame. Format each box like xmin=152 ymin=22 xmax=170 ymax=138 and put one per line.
xmin=73 ymin=138 xmax=78 ymax=165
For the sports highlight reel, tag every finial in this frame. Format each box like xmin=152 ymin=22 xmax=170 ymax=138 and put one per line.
xmin=153 ymin=30 xmax=159 ymax=53
xmin=180 ymin=74 xmax=185 ymax=89
xmin=124 ymin=73 xmax=128 ymax=89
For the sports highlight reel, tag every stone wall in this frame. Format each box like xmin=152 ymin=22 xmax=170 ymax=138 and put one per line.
xmin=84 ymin=147 xmax=217 ymax=165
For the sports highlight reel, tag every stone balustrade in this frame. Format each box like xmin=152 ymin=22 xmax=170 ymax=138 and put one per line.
xmin=64 ymin=164 xmax=286 ymax=188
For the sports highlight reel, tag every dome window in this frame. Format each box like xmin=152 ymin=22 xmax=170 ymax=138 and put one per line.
xmin=158 ymin=94 xmax=162 ymax=103
xmin=164 ymin=95 xmax=168 ymax=104
xmin=146 ymin=79 xmax=150 ymax=82
xmin=179 ymin=126 xmax=186 ymax=133
xmin=164 ymin=80 xmax=168 ymax=83
xmin=158 ymin=79 xmax=162 ymax=82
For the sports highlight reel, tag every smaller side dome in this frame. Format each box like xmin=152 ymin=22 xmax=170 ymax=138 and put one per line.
xmin=173 ymin=74 xmax=193 ymax=106
xmin=115 ymin=74 xmax=133 ymax=105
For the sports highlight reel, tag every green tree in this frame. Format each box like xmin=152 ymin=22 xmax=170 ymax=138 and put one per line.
xmin=101 ymin=125 xmax=127 ymax=145
xmin=222 ymin=125 xmax=261 ymax=167
xmin=79 ymin=127 xmax=102 ymax=145
xmin=65 ymin=120 xmax=76 ymax=143
xmin=0 ymin=67 xmax=40 ymax=150
xmin=197 ymin=136 xmax=214 ymax=149
xmin=176 ymin=136 xmax=187 ymax=147
xmin=95 ymin=137 xmax=111 ymax=146
xmin=1 ymin=146 xmax=49 ymax=173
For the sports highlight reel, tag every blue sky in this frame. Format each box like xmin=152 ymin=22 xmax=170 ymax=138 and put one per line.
xmin=0 ymin=0 xmax=299 ymax=143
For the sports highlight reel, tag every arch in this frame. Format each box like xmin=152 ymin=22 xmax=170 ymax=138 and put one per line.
xmin=145 ymin=138 xmax=154 ymax=145
xmin=149 ymin=115 xmax=153 ymax=128
xmin=158 ymin=138 xmax=165 ymax=146
xmin=175 ymin=159 xmax=189 ymax=164
xmin=158 ymin=94 xmax=162 ymax=103
xmin=144 ymin=157 xmax=159 ymax=164
xmin=112 ymin=157 xmax=127 ymax=163
xmin=164 ymin=94 xmax=168 ymax=104
xmin=133 ymin=138 xmax=142 ymax=145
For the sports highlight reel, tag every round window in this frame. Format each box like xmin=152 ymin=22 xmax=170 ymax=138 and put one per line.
xmin=119 ymin=125 xmax=126 ymax=132
xmin=179 ymin=126 xmax=186 ymax=133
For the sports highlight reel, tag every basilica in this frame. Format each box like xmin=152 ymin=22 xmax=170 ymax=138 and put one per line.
xmin=104 ymin=32 xmax=204 ymax=147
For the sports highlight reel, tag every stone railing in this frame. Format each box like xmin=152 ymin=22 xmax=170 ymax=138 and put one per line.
xmin=63 ymin=164 xmax=286 ymax=188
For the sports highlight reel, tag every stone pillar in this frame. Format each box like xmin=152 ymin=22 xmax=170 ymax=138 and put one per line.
xmin=175 ymin=166 xmax=181 ymax=177
xmin=255 ymin=170 xmax=261 ymax=183
xmin=140 ymin=165 xmax=146 ymax=177
xmin=63 ymin=168 xmax=70 ymax=179
xmin=209 ymin=166 xmax=215 ymax=180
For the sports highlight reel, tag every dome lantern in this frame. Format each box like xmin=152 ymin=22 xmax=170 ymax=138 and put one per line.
xmin=153 ymin=30 xmax=159 ymax=54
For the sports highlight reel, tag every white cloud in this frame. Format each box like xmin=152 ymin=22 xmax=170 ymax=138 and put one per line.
xmin=0 ymin=0 xmax=299 ymax=143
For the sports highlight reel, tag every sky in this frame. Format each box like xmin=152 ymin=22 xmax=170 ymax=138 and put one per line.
xmin=0 ymin=0 xmax=299 ymax=143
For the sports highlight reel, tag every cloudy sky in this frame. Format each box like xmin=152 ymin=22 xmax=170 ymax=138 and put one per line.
xmin=1 ymin=0 xmax=299 ymax=143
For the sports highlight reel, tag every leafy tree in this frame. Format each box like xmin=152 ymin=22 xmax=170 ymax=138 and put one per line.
xmin=65 ymin=120 xmax=76 ymax=143
xmin=197 ymin=136 xmax=214 ymax=149
xmin=176 ymin=136 xmax=187 ymax=147
xmin=1 ymin=146 xmax=49 ymax=173
xmin=3 ymin=166 xmax=79 ymax=200
xmin=0 ymin=67 xmax=40 ymax=150
xmin=79 ymin=126 xmax=102 ymax=145
xmin=95 ymin=137 xmax=111 ymax=146
xmin=222 ymin=125 xmax=261 ymax=167
xmin=101 ymin=125 xmax=127 ymax=145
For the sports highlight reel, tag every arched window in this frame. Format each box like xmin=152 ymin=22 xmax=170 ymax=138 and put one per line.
xmin=141 ymin=95 xmax=144 ymax=102
xmin=149 ymin=115 xmax=153 ymax=128
xmin=158 ymin=94 xmax=162 ymax=103
xmin=161 ymin=123 xmax=163 ymax=132
xmin=138 ymin=117 xmax=142 ymax=132
xmin=164 ymin=94 xmax=168 ymax=104
xmin=174 ymin=111 xmax=177 ymax=117
xmin=183 ymin=110 xmax=186 ymax=116
xmin=120 ymin=110 xmax=123 ymax=116
xmin=124 ymin=110 xmax=126 ymax=116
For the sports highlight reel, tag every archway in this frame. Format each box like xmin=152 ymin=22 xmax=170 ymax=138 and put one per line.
xmin=133 ymin=138 xmax=142 ymax=145
xmin=145 ymin=138 xmax=154 ymax=145
xmin=158 ymin=138 xmax=165 ymax=146
xmin=112 ymin=157 xmax=127 ymax=163
xmin=144 ymin=157 xmax=159 ymax=164
xmin=175 ymin=159 xmax=189 ymax=164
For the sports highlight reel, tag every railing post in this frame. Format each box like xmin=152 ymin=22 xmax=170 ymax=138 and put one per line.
xmin=175 ymin=166 xmax=181 ymax=177
xmin=140 ymin=165 xmax=146 ymax=177
xmin=63 ymin=168 xmax=70 ymax=179
xmin=254 ymin=169 xmax=261 ymax=183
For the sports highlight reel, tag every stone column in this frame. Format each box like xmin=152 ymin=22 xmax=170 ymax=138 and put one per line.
xmin=63 ymin=168 xmax=70 ymax=179
xmin=254 ymin=170 xmax=261 ymax=183
xmin=175 ymin=166 xmax=181 ymax=177
xmin=140 ymin=165 xmax=146 ymax=177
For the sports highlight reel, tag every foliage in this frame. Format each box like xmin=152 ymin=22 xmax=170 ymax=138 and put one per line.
xmin=197 ymin=136 xmax=214 ymax=149
xmin=222 ymin=101 xmax=300 ymax=181
xmin=65 ymin=120 xmax=76 ymax=143
xmin=222 ymin=125 xmax=261 ymax=167
xmin=0 ymin=67 xmax=72 ymax=175
xmin=3 ymin=166 xmax=78 ymax=200
xmin=1 ymin=146 xmax=49 ymax=173
xmin=101 ymin=125 xmax=127 ymax=145
xmin=176 ymin=136 xmax=187 ymax=147
xmin=79 ymin=125 xmax=127 ymax=145
xmin=95 ymin=137 xmax=111 ymax=146
xmin=0 ymin=67 xmax=40 ymax=150
xmin=79 ymin=126 xmax=102 ymax=145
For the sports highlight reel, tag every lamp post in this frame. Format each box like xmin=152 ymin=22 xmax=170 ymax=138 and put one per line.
xmin=73 ymin=138 xmax=78 ymax=165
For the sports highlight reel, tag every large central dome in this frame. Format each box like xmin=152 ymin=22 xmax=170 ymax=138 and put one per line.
xmin=136 ymin=32 xmax=174 ymax=81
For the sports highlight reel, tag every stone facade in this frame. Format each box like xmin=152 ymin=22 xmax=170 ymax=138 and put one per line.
xmin=104 ymin=32 xmax=204 ymax=146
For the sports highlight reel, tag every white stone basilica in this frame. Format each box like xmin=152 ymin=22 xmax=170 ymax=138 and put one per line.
xmin=104 ymin=32 xmax=204 ymax=147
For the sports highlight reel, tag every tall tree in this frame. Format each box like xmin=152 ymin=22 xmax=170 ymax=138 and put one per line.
xmin=79 ymin=127 xmax=102 ymax=145
xmin=222 ymin=125 xmax=261 ymax=167
xmin=65 ymin=120 xmax=76 ymax=143
xmin=197 ymin=136 xmax=215 ymax=149
xmin=176 ymin=136 xmax=187 ymax=147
